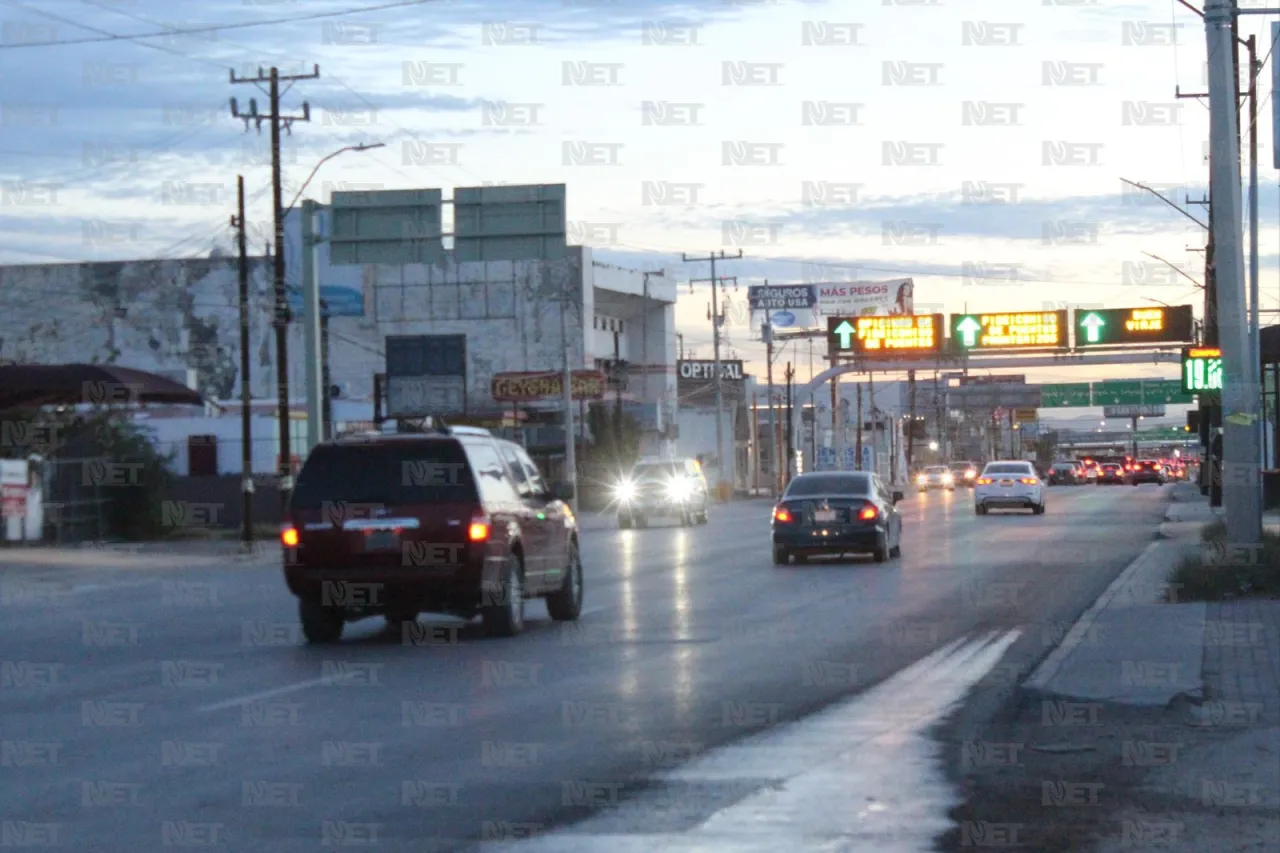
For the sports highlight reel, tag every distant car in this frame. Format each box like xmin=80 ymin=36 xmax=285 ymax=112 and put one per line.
xmin=974 ymin=460 xmax=1045 ymax=515
xmin=1096 ymin=463 xmax=1125 ymax=485
xmin=1048 ymin=462 xmax=1083 ymax=485
xmin=280 ymin=426 xmax=582 ymax=644
xmin=949 ymin=460 xmax=979 ymax=487
xmin=915 ymin=465 xmax=955 ymax=492
xmin=614 ymin=457 xmax=710 ymax=528
xmin=771 ymin=471 xmax=904 ymax=565
xmin=1126 ymin=459 xmax=1166 ymax=486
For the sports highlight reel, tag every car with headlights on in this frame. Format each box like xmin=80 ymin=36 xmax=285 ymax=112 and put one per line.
xmin=973 ymin=460 xmax=1045 ymax=515
xmin=915 ymin=465 xmax=955 ymax=492
xmin=949 ymin=460 xmax=979 ymax=487
xmin=771 ymin=471 xmax=903 ymax=564
xmin=615 ymin=457 xmax=710 ymax=528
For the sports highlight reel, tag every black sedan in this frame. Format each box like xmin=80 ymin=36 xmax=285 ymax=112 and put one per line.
xmin=1126 ymin=459 xmax=1166 ymax=485
xmin=771 ymin=471 xmax=903 ymax=565
xmin=1047 ymin=462 xmax=1082 ymax=485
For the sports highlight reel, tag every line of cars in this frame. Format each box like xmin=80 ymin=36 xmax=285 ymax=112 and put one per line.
xmin=1049 ymin=456 xmax=1184 ymax=486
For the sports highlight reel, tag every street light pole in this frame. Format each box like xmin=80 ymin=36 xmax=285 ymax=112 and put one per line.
xmin=1204 ymin=0 xmax=1263 ymax=543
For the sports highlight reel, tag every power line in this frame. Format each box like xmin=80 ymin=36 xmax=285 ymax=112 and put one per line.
xmin=0 ymin=0 xmax=439 ymax=49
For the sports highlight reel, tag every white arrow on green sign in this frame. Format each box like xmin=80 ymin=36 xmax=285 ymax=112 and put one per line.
xmin=955 ymin=315 xmax=982 ymax=348
xmin=833 ymin=320 xmax=855 ymax=349
xmin=1080 ymin=312 xmax=1105 ymax=343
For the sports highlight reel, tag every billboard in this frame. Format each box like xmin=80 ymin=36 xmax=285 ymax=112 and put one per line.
xmin=827 ymin=313 xmax=943 ymax=357
xmin=384 ymin=334 xmax=466 ymax=418
xmin=815 ymin=278 xmax=913 ymax=318
xmin=748 ymin=284 xmax=818 ymax=330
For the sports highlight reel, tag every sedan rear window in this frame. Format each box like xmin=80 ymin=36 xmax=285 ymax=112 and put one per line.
xmin=984 ymin=463 xmax=1033 ymax=475
xmin=784 ymin=473 xmax=872 ymax=497
xmin=291 ymin=441 xmax=478 ymax=508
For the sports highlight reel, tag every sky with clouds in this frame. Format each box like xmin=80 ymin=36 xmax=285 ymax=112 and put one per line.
xmin=0 ymin=0 xmax=1274 ymax=396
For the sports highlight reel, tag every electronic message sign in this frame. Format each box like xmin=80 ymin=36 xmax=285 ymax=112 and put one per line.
xmin=1073 ymin=305 xmax=1194 ymax=347
xmin=950 ymin=311 xmax=1067 ymax=350
xmin=827 ymin=314 xmax=943 ymax=356
xmin=1182 ymin=346 xmax=1222 ymax=393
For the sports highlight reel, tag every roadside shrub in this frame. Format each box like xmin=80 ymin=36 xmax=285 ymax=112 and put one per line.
xmin=1171 ymin=522 xmax=1280 ymax=600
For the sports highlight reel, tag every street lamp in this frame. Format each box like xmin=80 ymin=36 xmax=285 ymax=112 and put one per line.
xmin=288 ymin=141 xmax=385 ymax=455
xmin=286 ymin=141 xmax=386 ymax=214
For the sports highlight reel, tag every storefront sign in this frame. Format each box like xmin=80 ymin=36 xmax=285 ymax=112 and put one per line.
xmin=491 ymin=370 xmax=606 ymax=402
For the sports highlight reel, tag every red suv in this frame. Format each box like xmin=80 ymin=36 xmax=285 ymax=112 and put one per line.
xmin=281 ymin=426 xmax=582 ymax=643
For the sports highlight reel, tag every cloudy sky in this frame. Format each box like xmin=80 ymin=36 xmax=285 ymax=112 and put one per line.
xmin=0 ymin=0 xmax=1271 ymax=394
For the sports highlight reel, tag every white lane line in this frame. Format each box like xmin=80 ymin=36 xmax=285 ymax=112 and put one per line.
xmin=198 ymin=675 xmax=355 ymax=713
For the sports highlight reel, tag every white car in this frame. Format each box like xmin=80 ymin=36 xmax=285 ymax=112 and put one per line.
xmin=974 ymin=460 xmax=1045 ymax=515
xmin=915 ymin=465 xmax=955 ymax=492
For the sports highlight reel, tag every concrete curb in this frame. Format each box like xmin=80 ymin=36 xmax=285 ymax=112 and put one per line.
xmin=1023 ymin=540 xmax=1206 ymax=708
xmin=1024 ymin=542 xmax=1162 ymax=696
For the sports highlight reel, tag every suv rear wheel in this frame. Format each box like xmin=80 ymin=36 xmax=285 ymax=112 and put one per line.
xmin=482 ymin=553 xmax=525 ymax=637
xmin=546 ymin=541 xmax=583 ymax=621
xmin=299 ymin=599 xmax=344 ymax=644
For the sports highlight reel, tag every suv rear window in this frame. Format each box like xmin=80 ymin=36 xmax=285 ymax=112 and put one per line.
xmin=291 ymin=440 xmax=478 ymax=508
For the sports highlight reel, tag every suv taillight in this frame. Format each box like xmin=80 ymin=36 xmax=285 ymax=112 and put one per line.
xmin=468 ymin=510 xmax=490 ymax=542
xmin=281 ymin=523 xmax=299 ymax=547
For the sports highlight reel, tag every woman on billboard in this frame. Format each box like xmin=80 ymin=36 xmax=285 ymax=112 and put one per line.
xmin=890 ymin=279 xmax=914 ymax=316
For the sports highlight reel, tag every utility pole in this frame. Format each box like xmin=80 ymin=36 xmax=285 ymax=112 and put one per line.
xmin=906 ymin=370 xmax=917 ymax=469
xmin=1247 ymin=34 xmax=1262 ymax=484
xmin=230 ymin=64 xmax=318 ymax=513
xmin=612 ymin=329 xmax=623 ymax=457
xmin=764 ymin=323 xmax=779 ymax=492
xmin=320 ymin=300 xmax=332 ymax=441
xmin=676 ymin=333 xmax=684 ymax=360
xmin=1205 ymin=0 xmax=1262 ymax=542
xmin=855 ymin=384 xmax=864 ymax=470
xmin=683 ymin=250 xmax=743 ymax=496
xmin=559 ymin=297 xmax=577 ymax=515
xmin=231 ymin=175 xmax=253 ymax=546
xmin=785 ymin=361 xmax=794 ymax=481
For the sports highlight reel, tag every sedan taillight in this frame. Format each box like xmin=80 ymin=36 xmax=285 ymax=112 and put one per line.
xmin=857 ymin=505 xmax=878 ymax=521
xmin=773 ymin=506 xmax=793 ymax=523
xmin=1021 ymin=477 xmax=1039 ymax=485
xmin=468 ymin=510 xmax=490 ymax=542
xmin=976 ymin=477 xmax=993 ymax=485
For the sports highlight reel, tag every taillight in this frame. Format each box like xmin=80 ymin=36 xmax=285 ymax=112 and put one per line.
xmin=976 ymin=477 xmax=993 ymax=485
xmin=468 ymin=510 xmax=490 ymax=542
xmin=281 ymin=525 xmax=299 ymax=547
xmin=1020 ymin=477 xmax=1039 ymax=485
xmin=857 ymin=505 xmax=878 ymax=521
xmin=773 ymin=506 xmax=793 ymax=523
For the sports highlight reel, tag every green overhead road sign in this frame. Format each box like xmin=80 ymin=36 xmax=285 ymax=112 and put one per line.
xmin=954 ymin=315 xmax=982 ymax=348
xmin=832 ymin=320 xmax=855 ymax=349
xmin=1040 ymin=383 xmax=1092 ymax=407
xmin=1093 ymin=380 xmax=1144 ymax=406
xmin=1143 ymin=379 xmax=1194 ymax=405
xmin=1079 ymin=312 xmax=1106 ymax=343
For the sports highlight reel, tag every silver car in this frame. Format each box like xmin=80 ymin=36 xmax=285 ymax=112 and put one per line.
xmin=615 ymin=458 xmax=711 ymax=528
xmin=915 ymin=465 xmax=955 ymax=492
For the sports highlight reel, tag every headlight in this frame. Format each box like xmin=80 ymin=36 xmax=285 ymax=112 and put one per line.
xmin=615 ymin=481 xmax=636 ymax=501
xmin=667 ymin=478 xmax=692 ymax=500
xmin=942 ymin=473 xmax=954 ymax=483
xmin=916 ymin=474 xmax=927 ymax=484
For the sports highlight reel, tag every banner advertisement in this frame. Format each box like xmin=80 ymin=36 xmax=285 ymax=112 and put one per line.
xmin=815 ymin=278 xmax=914 ymax=318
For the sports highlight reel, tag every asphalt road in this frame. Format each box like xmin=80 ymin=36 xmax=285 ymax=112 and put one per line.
xmin=0 ymin=483 xmax=1172 ymax=852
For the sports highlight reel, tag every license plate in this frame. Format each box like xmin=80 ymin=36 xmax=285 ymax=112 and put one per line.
xmin=814 ymin=509 xmax=837 ymax=522
xmin=999 ymin=479 xmax=1013 ymax=486
xmin=364 ymin=531 xmax=399 ymax=551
